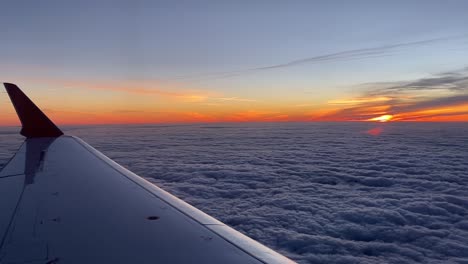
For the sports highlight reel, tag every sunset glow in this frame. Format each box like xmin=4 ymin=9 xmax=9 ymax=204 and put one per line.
xmin=1 ymin=2 xmax=468 ymax=125
xmin=368 ymin=115 xmax=394 ymax=122
xmin=1 ymin=81 xmax=468 ymax=126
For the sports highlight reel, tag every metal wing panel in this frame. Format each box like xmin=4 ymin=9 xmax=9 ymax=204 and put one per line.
xmin=0 ymin=136 xmax=294 ymax=264
xmin=73 ymin=136 xmax=295 ymax=264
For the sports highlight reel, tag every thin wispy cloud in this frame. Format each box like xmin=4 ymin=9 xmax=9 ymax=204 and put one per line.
xmin=370 ymin=67 xmax=468 ymax=95
xmin=320 ymin=67 xmax=468 ymax=121
xmin=328 ymin=96 xmax=392 ymax=105
xmin=171 ymin=35 xmax=468 ymax=81
xmin=15 ymin=78 xmax=256 ymax=104
xmin=393 ymin=94 xmax=468 ymax=113
xmin=17 ymin=77 xmax=204 ymax=99
xmin=60 ymin=80 xmax=210 ymax=102
xmin=213 ymin=97 xmax=257 ymax=102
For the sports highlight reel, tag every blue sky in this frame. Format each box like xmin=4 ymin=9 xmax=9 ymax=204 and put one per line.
xmin=1 ymin=1 xmax=468 ymax=124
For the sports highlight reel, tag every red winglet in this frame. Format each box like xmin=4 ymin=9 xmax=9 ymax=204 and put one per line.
xmin=4 ymin=83 xmax=64 ymax=138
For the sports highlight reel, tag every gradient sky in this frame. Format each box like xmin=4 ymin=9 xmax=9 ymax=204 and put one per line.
xmin=1 ymin=0 xmax=468 ymax=125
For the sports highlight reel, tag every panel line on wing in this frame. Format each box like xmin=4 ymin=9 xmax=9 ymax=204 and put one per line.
xmin=0 ymin=174 xmax=24 ymax=179
xmin=0 ymin=188 xmax=26 ymax=255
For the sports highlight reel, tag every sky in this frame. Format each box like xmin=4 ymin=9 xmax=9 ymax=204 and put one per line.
xmin=1 ymin=0 xmax=468 ymax=125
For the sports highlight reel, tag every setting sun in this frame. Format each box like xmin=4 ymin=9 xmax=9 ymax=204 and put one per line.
xmin=368 ymin=114 xmax=393 ymax=122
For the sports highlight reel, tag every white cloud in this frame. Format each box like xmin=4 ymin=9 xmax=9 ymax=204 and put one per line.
xmin=2 ymin=122 xmax=468 ymax=263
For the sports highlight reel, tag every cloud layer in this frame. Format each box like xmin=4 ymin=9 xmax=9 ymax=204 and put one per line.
xmin=3 ymin=123 xmax=466 ymax=263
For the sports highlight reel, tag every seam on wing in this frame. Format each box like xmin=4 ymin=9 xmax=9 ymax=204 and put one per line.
xmin=0 ymin=173 xmax=24 ymax=179
xmin=0 ymin=186 xmax=26 ymax=254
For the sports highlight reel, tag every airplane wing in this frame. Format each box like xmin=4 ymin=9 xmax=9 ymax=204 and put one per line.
xmin=0 ymin=83 xmax=295 ymax=264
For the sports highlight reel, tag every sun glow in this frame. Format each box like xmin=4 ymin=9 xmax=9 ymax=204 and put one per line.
xmin=368 ymin=114 xmax=393 ymax=122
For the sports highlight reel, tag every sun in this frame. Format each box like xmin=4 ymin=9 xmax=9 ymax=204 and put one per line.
xmin=368 ymin=114 xmax=393 ymax=122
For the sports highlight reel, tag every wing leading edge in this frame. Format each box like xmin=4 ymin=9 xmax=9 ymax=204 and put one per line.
xmin=0 ymin=83 xmax=295 ymax=264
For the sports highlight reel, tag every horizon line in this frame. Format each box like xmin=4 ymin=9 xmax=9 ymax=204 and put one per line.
xmin=1 ymin=119 xmax=467 ymax=128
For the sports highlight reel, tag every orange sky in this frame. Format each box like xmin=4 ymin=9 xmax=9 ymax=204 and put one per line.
xmin=1 ymin=78 xmax=467 ymax=126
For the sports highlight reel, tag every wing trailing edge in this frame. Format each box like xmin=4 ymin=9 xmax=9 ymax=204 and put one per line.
xmin=3 ymin=83 xmax=63 ymax=138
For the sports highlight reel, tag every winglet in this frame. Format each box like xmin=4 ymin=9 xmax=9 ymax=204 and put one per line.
xmin=4 ymin=83 xmax=64 ymax=138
